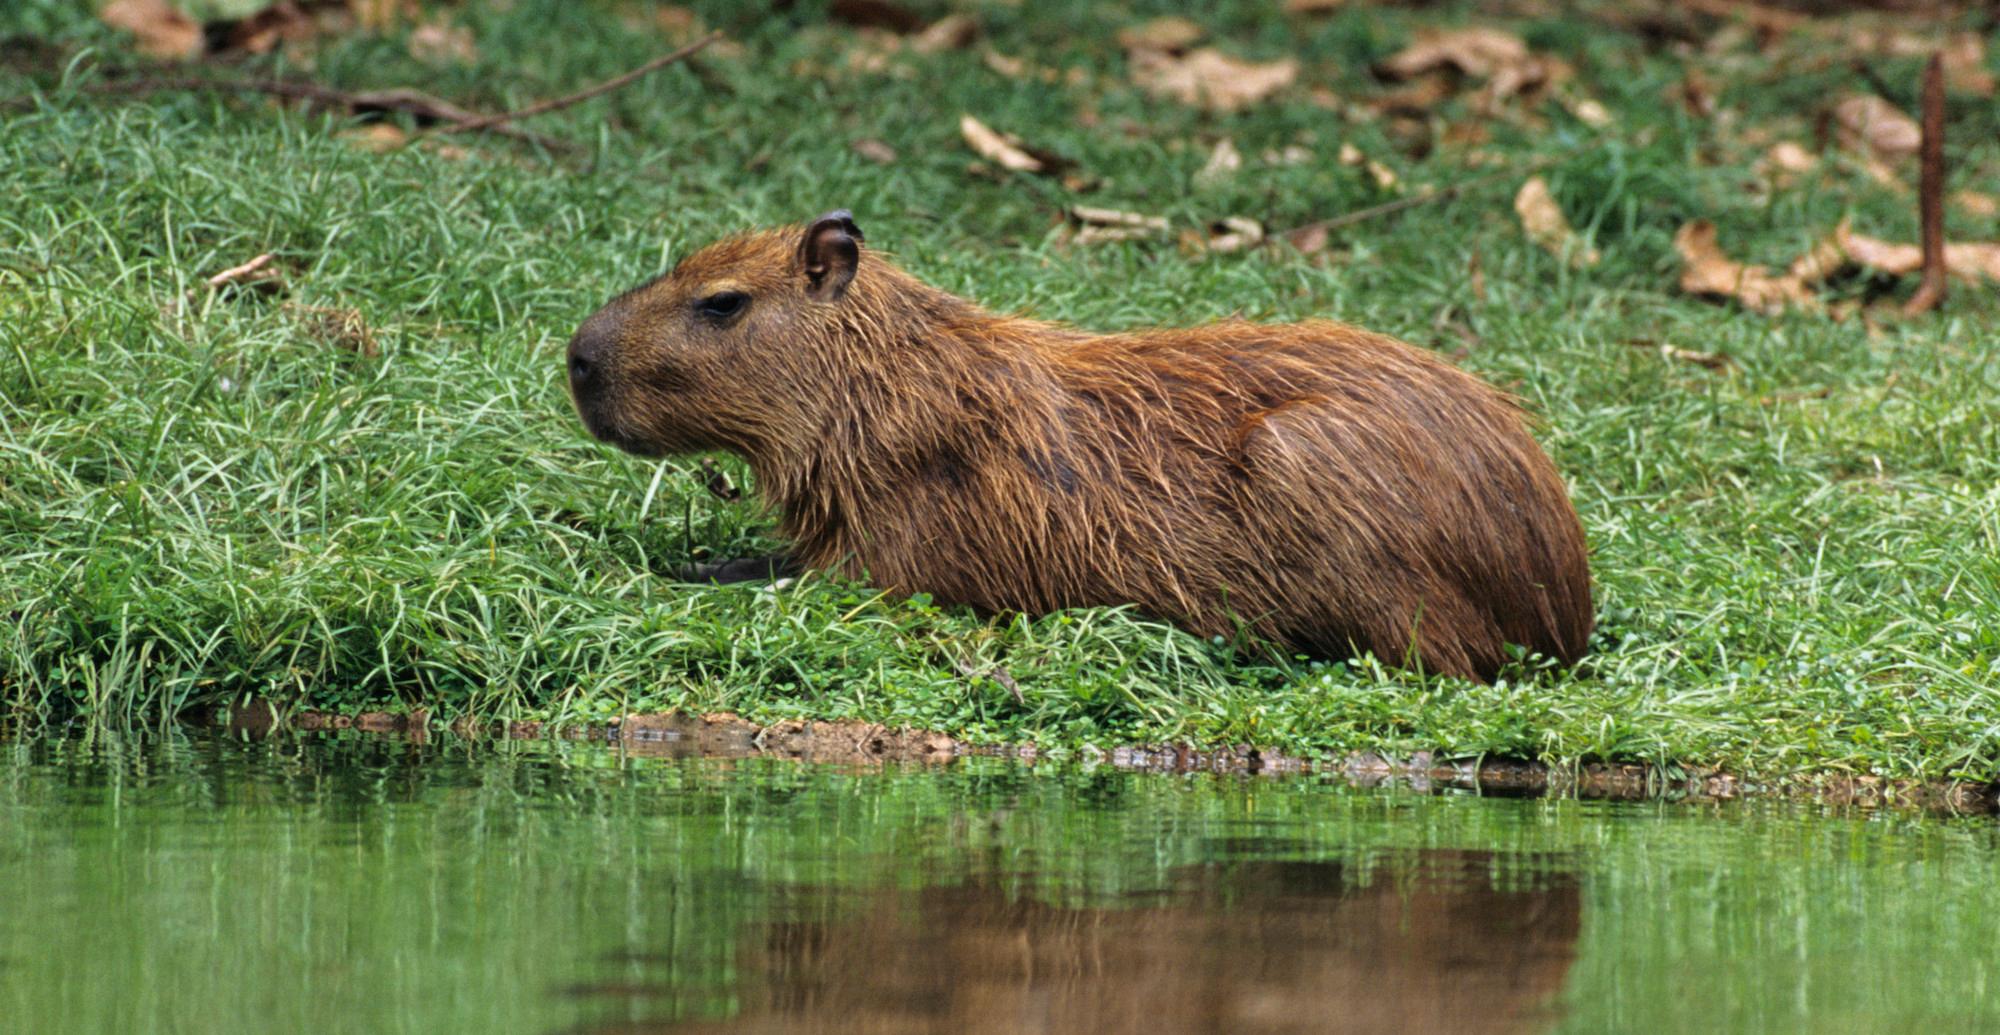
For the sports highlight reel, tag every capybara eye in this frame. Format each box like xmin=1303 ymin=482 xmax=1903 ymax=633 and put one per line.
xmin=696 ymin=291 xmax=749 ymax=322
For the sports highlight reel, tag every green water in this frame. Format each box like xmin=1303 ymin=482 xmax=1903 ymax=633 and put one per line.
xmin=0 ymin=733 xmax=1994 ymax=1035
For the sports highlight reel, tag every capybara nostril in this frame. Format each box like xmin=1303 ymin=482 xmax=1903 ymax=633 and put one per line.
xmin=568 ymin=349 xmax=593 ymax=385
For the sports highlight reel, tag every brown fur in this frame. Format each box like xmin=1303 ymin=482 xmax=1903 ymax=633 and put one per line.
xmin=566 ymin=216 xmax=1593 ymax=681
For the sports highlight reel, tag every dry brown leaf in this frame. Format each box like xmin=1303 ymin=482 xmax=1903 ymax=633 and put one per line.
xmin=409 ymin=20 xmax=477 ymax=65
xmin=910 ymin=13 xmax=979 ymax=54
xmin=1832 ymin=94 xmax=1920 ymax=161
xmin=1337 ymin=142 xmax=1398 ymax=190
xmin=1185 ymin=216 xmax=1266 ymax=255
xmin=1661 ymin=344 xmax=1733 ymax=371
xmin=959 ymin=114 xmax=1042 ymax=172
xmin=100 ymin=0 xmax=202 ymax=60
xmin=286 ymin=304 xmax=377 ymax=357
xmin=1514 ymin=177 xmax=1598 ymax=268
xmin=1382 ymin=27 xmax=1529 ymax=80
xmin=1564 ymin=95 xmax=1612 ymax=128
xmin=982 ymin=50 xmax=1028 ymax=78
xmin=1842 ymin=28 xmax=1994 ymax=98
xmin=1673 ymin=67 xmax=1717 ymax=119
xmin=1757 ymin=141 xmax=1817 ymax=186
xmin=1116 ymin=16 xmax=1204 ymax=55
xmin=1129 ymin=48 xmax=1297 ymax=112
xmin=851 ymin=138 xmax=897 ymax=164
xmin=1285 ymin=0 xmax=1347 ymax=12
xmin=348 ymin=0 xmax=416 ymax=31
xmin=1938 ymin=32 xmax=1996 ymax=97
xmin=339 ymin=124 xmax=410 ymax=153
xmin=1379 ymin=27 xmax=1563 ymax=106
xmin=1952 ymin=190 xmax=1998 ymax=219
xmin=1629 ymin=339 xmax=1734 ymax=371
xmin=1283 ymin=223 xmax=1331 ymax=255
xmin=220 ymin=1 xmax=322 ymax=56
xmin=1785 ymin=228 xmax=1847 ymax=286
xmin=1195 ymin=138 xmax=1242 ymax=184
xmin=1836 ymin=220 xmax=2000 ymax=283
xmin=1067 ymin=206 xmax=1169 ymax=245
xmin=1673 ymin=220 xmax=1818 ymax=313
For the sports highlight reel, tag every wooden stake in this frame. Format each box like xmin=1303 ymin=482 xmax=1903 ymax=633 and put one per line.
xmin=1903 ymin=52 xmax=1947 ymax=316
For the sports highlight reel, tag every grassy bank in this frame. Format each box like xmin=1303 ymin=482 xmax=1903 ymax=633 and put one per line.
xmin=3 ymin=0 xmax=1997 ymax=781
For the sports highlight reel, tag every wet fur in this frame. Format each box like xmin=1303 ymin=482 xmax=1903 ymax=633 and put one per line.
xmin=569 ymin=223 xmax=1593 ymax=681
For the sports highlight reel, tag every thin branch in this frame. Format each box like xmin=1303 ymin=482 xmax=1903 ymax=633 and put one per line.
xmin=206 ymin=252 xmax=275 ymax=287
xmin=7 ymin=76 xmax=568 ymax=149
xmin=1903 ymin=52 xmax=1947 ymax=316
xmin=1278 ymin=156 xmax=1556 ymax=240
xmin=438 ymin=32 xmax=721 ymax=135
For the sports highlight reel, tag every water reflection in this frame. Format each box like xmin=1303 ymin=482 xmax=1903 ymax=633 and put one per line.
xmin=565 ymin=851 xmax=1579 ymax=1035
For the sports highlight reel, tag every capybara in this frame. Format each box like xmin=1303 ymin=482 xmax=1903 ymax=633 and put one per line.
xmin=566 ymin=211 xmax=1592 ymax=681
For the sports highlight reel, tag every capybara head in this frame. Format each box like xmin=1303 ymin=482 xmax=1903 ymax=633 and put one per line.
xmin=566 ymin=210 xmax=866 ymax=457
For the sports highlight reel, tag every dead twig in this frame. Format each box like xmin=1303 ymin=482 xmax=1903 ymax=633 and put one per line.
xmin=206 ymin=252 xmax=275 ymax=288
xmin=1277 ymin=156 xmax=1557 ymax=241
xmin=1903 ymin=53 xmax=1947 ymax=317
xmin=8 ymin=76 xmax=569 ymax=149
xmin=438 ymin=32 xmax=721 ymax=135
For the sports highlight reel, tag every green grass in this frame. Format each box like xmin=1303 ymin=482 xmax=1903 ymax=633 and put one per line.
xmin=2 ymin=0 xmax=1998 ymax=781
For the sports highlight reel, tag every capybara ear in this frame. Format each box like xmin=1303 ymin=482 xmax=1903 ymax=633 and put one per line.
xmin=800 ymin=210 xmax=864 ymax=302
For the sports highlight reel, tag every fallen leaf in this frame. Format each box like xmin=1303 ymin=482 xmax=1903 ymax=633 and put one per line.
xmin=1262 ymin=145 xmax=1312 ymax=166
xmin=220 ymin=1 xmax=321 ymax=56
xmin=1116 ymin=16 xmax=1204 ymax=55
xmin=910 ymin=13 xmax=978 ymax=54
xmin=1129 ymin=48 xmax=1297 ymax=112
xmin=1673 ymin=220 xmax=1818 ymax=312
xmin=286 ymin=303 xmax=376 ymax=357
xmin=840 ymin=29 xmax=907 ymax=76
xmin=1514 ymin=177 xmax=1598 ymax=268
xmin=1283 ymin=223 xmax=1330 ymax=255
xmin=959 ymin=114 xmax=1042 ymax=173
xmin=1952 ymin=190 xmax=1998 ymax=218
xmin=1785 ymin=227 xmax=1847 ymax=286
xmin=1673 ymin=66 xmax=1717 ymax=118
xmin=1370 ymin=74 xmax=1455 ymax=115
xmin=1067 ymin=206 xmax=1169 ymax=245
xmin=1757 ymin=141 xmax=1817 ymax=186
xmin=1630 ymin=340 xmax=1734 ymax=371
xmin=1841 ymin=27 xmax=1995 ymax=97
xmin=1195 ymin=138 xmax=1241 ymax=184
xmin=408 ymin=20 xmax=477 ymax=65
xmin=1285 ymin=0 xmax=1347 ymax=12
xmin=959 ymin=114 xmax=1080 ymax=184
xmin=1185 ymin=216 xmax=1266 ymax=254
xmin=1338 ymin=142 xmax=1398 ymax=190
xmin=982 ymin=50 xmax=1029 ymax=78
xmin=1564 ymin=95 xmax=1612 ymax=127
xmin=1835 ymin=220 xmax=2000 ymax=283
xmin=1381 ymin=27 xmax=1529 ymax=80
xmin=1937 ymin=32 xmax=1995 ymax=97
xmin=653 ymin=5 xmax=700 ymax=37
xmin=1832 ymin=94 xmax=1920 ymax=161
xmin=100 ymin=0 xmax=202 ymax=60
xmin=851 ymin=137 xmax=897 ymax=164
xmin=1379 ymin=27 xmax=1565 ymax=107
xmin=347 ymin=0 xmax=415 ymax=32
xmin=339 ymin=124 xmax=410 ymax=153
